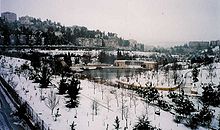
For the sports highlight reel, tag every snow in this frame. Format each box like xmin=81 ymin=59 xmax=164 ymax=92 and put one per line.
xmin=1 ymin=55 xmax=220 ymax=130
xmin=37 ymin=50 xmax=157 ymax=58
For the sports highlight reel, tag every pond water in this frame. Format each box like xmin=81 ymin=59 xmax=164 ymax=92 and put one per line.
xmin=82 ymin=68 xmax=147 ymax=80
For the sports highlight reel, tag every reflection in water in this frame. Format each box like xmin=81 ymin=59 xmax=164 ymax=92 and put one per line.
xmin=82 ymin=68 xmax=146 ymax=80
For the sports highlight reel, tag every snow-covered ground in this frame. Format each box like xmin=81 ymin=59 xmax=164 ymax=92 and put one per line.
xmin=37 ymin=50 xmax=157 ymax=57
xmin=0 ymin=55 xmax=220 ymax=130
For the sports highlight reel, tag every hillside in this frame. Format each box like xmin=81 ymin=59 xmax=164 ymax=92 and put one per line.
xmin=0 ymin=16 xmax=144 ymax=51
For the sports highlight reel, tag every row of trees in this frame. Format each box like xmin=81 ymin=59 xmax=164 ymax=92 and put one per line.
xmin=135 ymin=81 xmax=217 ymax=130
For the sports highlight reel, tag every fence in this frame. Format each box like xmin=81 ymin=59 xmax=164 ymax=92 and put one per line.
xmin=0 ymin=76 xmax=51 ymax=130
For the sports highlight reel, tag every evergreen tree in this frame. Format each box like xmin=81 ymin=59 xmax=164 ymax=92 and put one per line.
xmin=30 ymin=52 xmax=41 ymax=70
xmin=66 ymin=77 xmax=81 ymax=108
xmin=64 ymin=53 xmax=72 ymax=67
xmin=2 ymin=24 xmax=10 ymax=45
xmin=136 ymin=86 xmax=159 ymax=103
xmin=201 ymin=84 xmax=220 ymax=106
xmin=192 ymin=67 xmax=199 ymax=82
xmin=197 ymin=106 xmax=214 ymax=127
xmin=58 ymin=79 xmax=68 ymax=94
xmin=172 ymin=59 xmax=178 ymax=85
xmin=35 ymin=64 xmax=52 ymax=88
xmin=98 ymin=51 xmax=106 ymax=63
xmin=186 ymin=114 xmax=199 ymax=129
xmin=74 ymin=57 xmax=80 ymax=64
xmin=117 ymin=49 xmax=123 ymax=60
xmin=173 ymin=94 xmax=195 ymax=116
xmin=133 ymin=115 xmax=159 ymax=130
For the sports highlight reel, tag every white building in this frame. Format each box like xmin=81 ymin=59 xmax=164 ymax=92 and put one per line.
xmin=19 ymin=16 xmax=34 ymax=25
xmin=1 ymin=12 xmax=17 ymax=22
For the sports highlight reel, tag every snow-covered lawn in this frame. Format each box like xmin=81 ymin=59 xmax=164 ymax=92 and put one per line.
xmin=1 ymin=55 xmax=220 ymax=130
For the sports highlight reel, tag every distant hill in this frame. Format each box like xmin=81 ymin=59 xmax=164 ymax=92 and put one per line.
xmin=0 ymin=15 xmax=144 ymax=51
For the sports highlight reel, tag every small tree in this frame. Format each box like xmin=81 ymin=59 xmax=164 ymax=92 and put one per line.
xmin=91 ymin=99 xmax=98 ymax=121
xmin=173 ymin=94 xmax=195 ymax=117
xmin=38 ymin=65 xmax=52 ymax=88
xmin=115 ymin=91 xmax=119 ymax=107
xmin=106 ymin=94 xmax=112 ymax=112
xmin=58 ymin=79 xmax=68 ymax=94
xmin=64 ymin=53 xmax=72 ymax=67
xmin=201 ymin=84 xmax=219 ymax=106
xmin=192 ymin=67 xmax=199 ymax=82
xmin=124 ymin=107 xmax=129 ymax=128
xmin=66 ymin=77 xmax=81 ymax=108
xmin=133 ymin=115 xmax=155 ymax=130
xmin=172 ymin=60 xmax=178 ymax=85
xmin=186 ymin=114 xmax=199 ymax=129
xmin=70 ymin=121 xmax=76 ymax=130
xmin=45 ymin=90 xmax=60 ymax=115
xmin=197 ymin=106 xmax=214 ymax=127
xmin=207 ymin=64 xmax=214 ymax=83
xmin=113 ymin=116 xmax=121 ymax=130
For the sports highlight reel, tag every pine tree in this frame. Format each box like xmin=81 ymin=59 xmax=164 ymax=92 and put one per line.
xmin=64 ymin=53 xmax=72 ymax=67
xmin=58 ymin=79 xmax=68 ymax=94
xmin=197 ymin=106 xmax=214 ymax=127
xmin=173 ymin=94 xmax=195 ymax=116
xmin=39 ymin=65 xmax=52 ymax=88
xmin=201 ymin=84 xmax=219 ymax=106
xmin=192 ymin=67 xmax=199 ymax=82
xmin=66 ymin=77 xmax=81 ymax=108
xmin=133 ymin=115 xmax=154 ymax=130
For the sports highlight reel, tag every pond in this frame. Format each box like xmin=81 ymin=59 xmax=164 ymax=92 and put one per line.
xmin=82 ymin=68 xmax=147 ymax=80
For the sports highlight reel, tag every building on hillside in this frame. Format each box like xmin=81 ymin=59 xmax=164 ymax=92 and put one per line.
xmin=114 ymin=60 xmax=127 ymax=67
xmin=19 ymin=16 xmax=34 ymax=25
xmin=76 ymin=38 xmax=103 ymax=47
xmin=114 ymin=60 xmax=157 ymax=70
xmin=188 ymin=41 xmax=209 ymax=48
xmin=1 ymin=12 xmax=17 ymax=22
xmin=104 ymin=38 xmax=118 ymax=48
xmin=142 ymin=61 xmax=158 ymax=70
xmin=210 ymin=40 xmax=220 ymax=47
xmin=129 ymin=39 xmax=138 ymax=48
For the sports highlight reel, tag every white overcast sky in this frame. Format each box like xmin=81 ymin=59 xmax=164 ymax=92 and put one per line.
xmin=1 ymin=0 xmax=220 ymax=46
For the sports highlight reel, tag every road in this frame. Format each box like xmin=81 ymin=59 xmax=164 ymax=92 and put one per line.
xmin=0 ymin=84 xmax=25 ymax=130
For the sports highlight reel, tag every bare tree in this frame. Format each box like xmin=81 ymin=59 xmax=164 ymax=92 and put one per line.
xmin=132 ymin=96 xmax=138 ymax=114
xmin=114 ymin=91 xmax=119 ymax=107
xmin=106 ymin=94 xmax=112 ymax=112
xmin=110 ymin=89 xmax=119 ymax=107
xmin=101 ymin=84 xmax=104 ymax=100
xmin=45 ymin=90 xmax=60 ymax=115
xmin=93 ymin=82 xmax=96 ymax=94
xmin=92 ymin=99 xmax=98 ymax=115
xmin=207 ymin=64 xmax=214 ymax=83
xmin=120 ymin=91 xmax=127 ymax=120
xmin=128 ymin=91 xmax=134 ymax=108
xmin=123 ymin=106 xmax=129 ymax=129
xmin=91 ymin=99 xmax=98 ymax=121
